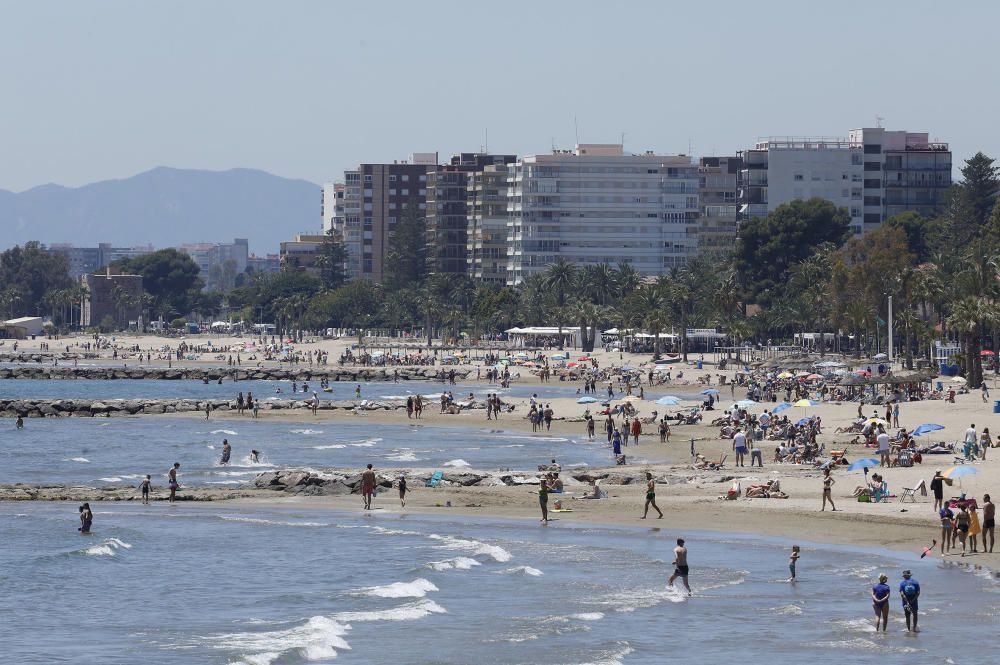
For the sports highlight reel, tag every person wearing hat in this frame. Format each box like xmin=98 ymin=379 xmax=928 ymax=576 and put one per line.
xmin=930 ymin=470 xmax=945 ymax=513
xmin=899 ymin=570 xmax=921 ymax=632
xmin=871 ymin=573 xmax=891 ymax=632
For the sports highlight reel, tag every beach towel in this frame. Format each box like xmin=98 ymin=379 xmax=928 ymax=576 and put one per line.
xmin=425 ymin=471 xmax=444 ymax=488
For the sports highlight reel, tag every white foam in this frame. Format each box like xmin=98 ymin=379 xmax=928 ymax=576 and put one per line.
xmin=335 ymin=599 xmax=446 ymax=622
xmin=216 ymin=615 xmax=351 ymax=665
xmin=578 ymin=643 xmax=634 ymax=665
xmin=358 ymin=578 xmax=438 ymax=598
xmin=350 ymin=442 xmax=376 ymax=448
xmin=427 ymin=534 xmax=511 ymax=562
xmin=219 ymin=516 xmax=329 ymax=528
xmin=312 ymin=444 xmax=347 ymax=450
xmin=812 ymin=637 xmax=923 ymax=654
xmin=207 ymin=480 xmax=244 ymax=485
xmin=426 ymin=557 xmax=481 ymax=571
xmin=443 ymin=459 xmax=470 ymax=468
xmin=503 ymin=565 xmax=543 ymax=577
xmin=210 ymin=429 xmax=238 ymax=435
xmin=290 ymin=429 xmax=324 ymax=435
xmin=68 ymin=457 xmax=90 ymax=463
xmin=571 ymin=612 xmax=604 ymax=621
xmin=771 ymin=604 xmax=803 ymax=616
xmin=385 ymin=451 xmax=419 ymax=462
xmin=84 ymin=537 xmax=132 ymax=557
xmin=98 ymin=477 xmax=123 ymax=483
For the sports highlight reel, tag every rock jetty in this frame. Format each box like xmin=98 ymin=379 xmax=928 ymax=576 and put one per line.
xmin=0 ymin=398 xmax=407 ymax=418
xmin=0 ymin=365 xmax=471 ymax=382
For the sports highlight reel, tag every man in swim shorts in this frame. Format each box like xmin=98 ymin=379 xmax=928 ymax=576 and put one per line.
xmin=984 ymin=494 xmax=995 ymax=553
xmin=361 ymin=463 xmax=376 ymax=510
xmin=899 ymin=570 xmax=920 ymax=632
xmin=667 ymin=538 xmax=691 ymax=595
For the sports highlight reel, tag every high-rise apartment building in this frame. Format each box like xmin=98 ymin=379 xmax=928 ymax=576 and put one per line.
xmin=326 ymin=153 xmax=438 ymax=282
xmin=47 ymin=243 xmax=155 ymax=279
xmin=179 ymin=238 xmax=249 ymax=292
xmin=426 ymin=153 xmax=516 ymax=277
xmin=696 ymin=156 xmax=741 ymax=258
xmin=738 ymin=127 xmax=950 ymax=236
xmin=467 ymin=164 xmax=512 ymax=284
xmin=506 ymin=144 xmax=699 ymax=285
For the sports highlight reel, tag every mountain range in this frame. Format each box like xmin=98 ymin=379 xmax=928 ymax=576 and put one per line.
xmin=0 ymin=167 xmax=320 ymax=254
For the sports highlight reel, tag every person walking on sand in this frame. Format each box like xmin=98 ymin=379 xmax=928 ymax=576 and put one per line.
xmin=641 ymin=472 xmax=663 ymax=519
xmin=876 ymin=426 xmax=890 ymax=467
xmin=931 ymin=470 xmax=945 ymax=513
xmin=667 ymin=538 xmax=691 ymax=596
xmin=983 ymin=494 xmax=996 ymax=553
xmin=892 ymin=402 xmax=900 ymax=428
xmin=787 ymin=545 xmax=800 ymax=582
xmin=139 ymin=475 xmax=152 ymax=504
xmin=168 ymin=463 xmax=180 ymax=502
xmin=899 ymin=570 xmax=920 ymax=632
xmin=939 ymin=503 xmax=955 ymax=555
xmin=361 ymin=464 xmax=376 ymax=510
xmin=78 ymin=503 xmax=93 ymax=533
xmin=398 ymin=475 xmax=407 ymax=508
xmin=821 ymin=468 xmax=837 ymax=511
xmin=872 ymin=574 xmax=891 ymax=632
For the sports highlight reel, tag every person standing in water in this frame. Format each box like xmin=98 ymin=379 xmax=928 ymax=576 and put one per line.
xmin=78 ymin=503 xmax=93 ymax=533
xmin=139 ymin=475 xmax=152 ymax=504
xmin=168 ymin=463 xmax=180 ymax=502
xmin=220 ymin=439 xmax=232 ymax=466
xmin=641 ymin=472 xmax=663 ymax=519
xmin=15 ymin=415 xmax=24 ymax=429
xmin=538 ymin=473 xmax=551 ymax=523
xmin=361 ymin=464 xmax=376 ymax=510
xmin=398 ymin=475 xmax=407 ymax=508
xmin=899 ymin=570 xmax=920 ymax=632
xmin=667 ymin=538 xmax=691 ymax=595
xmin=355 ymin=384 xmax=362 ymax=399
xmin=787 ymin=545 xmax=800 ymax=582
xmin=872 ymin=573 xmax=891 ymax=632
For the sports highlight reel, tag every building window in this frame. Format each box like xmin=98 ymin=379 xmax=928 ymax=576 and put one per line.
xmin=864 ymin=144 xmax=882 ymax=154
xmin=388 ymin=216 xmax=397 ymax=224
xmin=864 ymin=179 xmax=881 ymax=189
xmin=389 ymin=175 xmax=397 ymax=182
xmin=389 ymin=189 xmax=396 ymax=195
xmin=864 ymin=213 xmax=881 ymax=224
xmin=401 ymin=189 xmax=409 ymax=195
xmin=402 ymin=175 xmax=409 ymax=182
xmin=793 ymin=173 xmax=804 ymax=181
xmin=864 ymin=162 xmax=881 ymax=172
xmin=864 ymin=196 xmax=881 ymax=206
xmin=364 ymin=175 xmax=372 ymax=183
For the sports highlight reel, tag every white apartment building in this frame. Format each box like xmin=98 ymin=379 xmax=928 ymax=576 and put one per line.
xmin=738 ymin=127 xmax=950 ymax=236
xmin=506 ymin=144 xmax=699 ymax=285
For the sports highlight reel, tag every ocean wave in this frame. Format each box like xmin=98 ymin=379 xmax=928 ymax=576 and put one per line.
xmin=290 ymin=429 xmax=324 ymax=435
xmin=357 ymin=578 xmax=438 ymax=599
xmin=771 ymin=604 xmax=803 ymax=616
xmin=577 ymin=643 xmax=634 ymax=665
xmin=443 ymin=459 xmax=470 ymax=468
xmin=206 ymin=480 xmax=244 ymax=485
xmin=67 ymin=457 xmax=90 ymax=463
xmin=83 ymin=537 xmax=132 ymax=557
xmin=427 ymin=534 xmax=511 ymax=562
xmin=426 ymin=557 xmax=481 ymax=571
xmin=97 ymin=477 xmax=123 ymax=483
xmin=385 ymin=451 xmax=419 ymax=462
xmin=210 ymin=429 xmax=238 ymax=435
xmin=502 ymin=566 xmax=543 ymax=577
xmin=334 ymin=599 xmax=446 ymax=622
xmin=570 ymin=612 xmax=604 ymax=621
xmin=313 ymin=444 xmax=347 ymax=449
xmin=215 ymin=615 xmax=351 ymax=665
xmin=218 ymin=516 xmax=329 ymax=528
xmin=811 ymin=637 xmax=924 ymax=654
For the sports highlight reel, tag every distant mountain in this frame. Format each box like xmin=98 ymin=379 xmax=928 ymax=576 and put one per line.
xmin=0 ymin=167 xmax=320 ymax=253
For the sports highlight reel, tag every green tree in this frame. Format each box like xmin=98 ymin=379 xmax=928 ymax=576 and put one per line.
xmin=114 ymin=248 xmax=204 ymax=319
xmin=316 ymin=229 xmax=350 ymax=290
xmin=384 ymin=201 xmax=428 ymax=288
xmin=951 ymin=152 xmax=999 ymax=243
xmin=734 ymin=198 xmax=851 ymax=305
xmin=543 ymin=258 xmax=578 ymax=349
xmin=0 ymin=242 xmax=72 ymax=316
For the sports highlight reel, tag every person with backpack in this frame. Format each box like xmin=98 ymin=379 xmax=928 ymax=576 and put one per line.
xmin=899 ymin=570 xmax=921 ymax=633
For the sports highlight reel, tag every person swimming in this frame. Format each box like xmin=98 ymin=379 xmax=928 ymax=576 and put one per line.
xmin=250 ymin=450 xmax=260 ymax=464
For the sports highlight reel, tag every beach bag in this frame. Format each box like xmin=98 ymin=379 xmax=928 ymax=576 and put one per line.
xmin=857 ymin=494 xmax=870 ymax=503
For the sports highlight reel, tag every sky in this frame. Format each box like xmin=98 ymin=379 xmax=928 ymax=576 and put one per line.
xmin=1 ymin=0 xmax=998 ymax=192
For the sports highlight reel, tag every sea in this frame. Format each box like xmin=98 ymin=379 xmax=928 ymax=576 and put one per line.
xmin=2 ymin=502 xmax=998 ymax=665
xmin=1 ymin=417 xmax=622 ymax=487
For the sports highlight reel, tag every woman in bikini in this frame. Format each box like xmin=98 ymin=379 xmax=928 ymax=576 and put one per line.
xmin=821 ymin=468 xmax=837 ymax=511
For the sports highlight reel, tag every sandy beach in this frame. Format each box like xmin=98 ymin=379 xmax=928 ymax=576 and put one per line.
xmin=7 ymin=331 xmax=1000 ymax=564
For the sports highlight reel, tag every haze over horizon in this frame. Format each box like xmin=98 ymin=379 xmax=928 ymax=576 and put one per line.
xmin=1 ymin=0 xmax=997 ymax=193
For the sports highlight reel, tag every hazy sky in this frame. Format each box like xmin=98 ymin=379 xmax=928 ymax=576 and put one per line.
xmin=1 ymin=0 xmax=997 ymax=191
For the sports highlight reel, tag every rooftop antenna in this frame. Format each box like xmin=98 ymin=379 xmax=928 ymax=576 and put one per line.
xmin=688 ymin=138 xmax=692 ymax=156
xmin=484 ymin=128 xmax=488 ymax=154
xmin=574 ymin=116 xmax=579 ymax=145
xmin=620 ymin=132 xmax=625 ymax=149
xmin=876 ymin=115 xmax=884 ymax=128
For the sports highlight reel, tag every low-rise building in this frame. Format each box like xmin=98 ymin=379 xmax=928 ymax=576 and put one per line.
xmin=279 ymin=234 xmax=327 ymax=275
xmin=81 ymin=269 xmax=144 ymax=328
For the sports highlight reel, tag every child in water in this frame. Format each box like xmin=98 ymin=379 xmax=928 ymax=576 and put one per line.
xmin=788 ymin=545 xmax=800 ymax=582
xmin=139 ymin=475 xmax=152 ymax=505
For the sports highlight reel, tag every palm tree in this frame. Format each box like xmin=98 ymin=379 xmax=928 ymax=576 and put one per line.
xmin=543 ymin=258 xmax=578 ymax=349
xmin=614 ymin=262 xmax=641 ymax=298
xmin=947 ymin=296 xmax=996 ymax=388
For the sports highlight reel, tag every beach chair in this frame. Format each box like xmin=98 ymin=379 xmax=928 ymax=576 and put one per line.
xmin=899 ymin=479 xmax=925 ymax=503
xmin=425 ymin=471 xmax=444 ymax=488
xmin=872 ymin=483 xmax=889 ymax=503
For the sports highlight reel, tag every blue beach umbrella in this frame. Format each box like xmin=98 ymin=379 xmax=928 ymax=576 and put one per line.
xmin=796 ymin=417 xmax=811 ymax=426
xmin=772 ymin=402 xmax=792 ymax=414
xmin=911 ymin=423 xmax=945 ymax=437
xmin=848 ymin=458 xmax=881 ymax=473
xmin=943 ymin=466 xmax=977 ymax=479
xmin=656 ymin=396 xmax=683 ymax=406
xmin=701 ymin=388 xmax=720 ymax=395
xmin=577 ymin=396 xmax=599 ymax=404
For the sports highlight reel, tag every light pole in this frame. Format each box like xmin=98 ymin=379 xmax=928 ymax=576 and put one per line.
xmin=888 ymin=295 xmax=894 ymax=364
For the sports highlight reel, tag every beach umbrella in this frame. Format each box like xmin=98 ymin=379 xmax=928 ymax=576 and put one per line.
xmin=772 ymin=402 xmax=792 ymax=414
xmin=804 ymin=373 xmax=823 ymax=380
xmin=943 ymin=466 xmax=977 ymax=479
xmin=734 ymin=399 xmax=757 ymax=409
xmin=911 ymin=423 xmax=945 ymax=437
xmin=777 ymin=371 xmax=794 ymax=379
xmin=796 ymin=417 xmax=812 ymax=426
xmin=793 ymin=399 xmax=818 ymax=407
xmin=848 ymin=458 xmax=881 ymax=473
xmin=566 ymin=362 xmax=579 ymax=368
xmin=867 ymin=417 xmax=889 ymax=427
xmin=701 ymin=388 xmax=720 ymax=395
xmin=950 ymin=376 xmax=967 ymax=384
xmin=656 ymin=396 xmax=683 ymax=406
xmin=981 ymin=350 xmax=995 ymax=356
xmin=873 ymin=353 xmax=887 ymax=361
xmin=577 ymin=396 xmax=599 ymax=404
